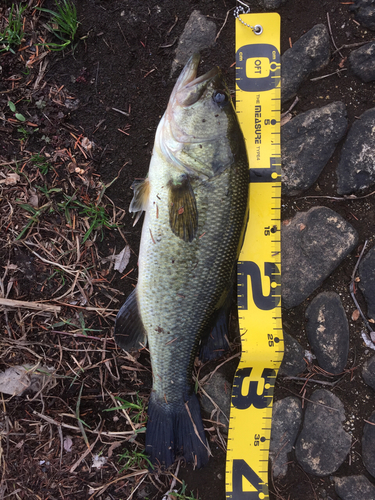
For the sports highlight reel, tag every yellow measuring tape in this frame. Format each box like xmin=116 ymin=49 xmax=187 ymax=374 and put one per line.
xmin=226 ymin=12 xmax=283 ymax=500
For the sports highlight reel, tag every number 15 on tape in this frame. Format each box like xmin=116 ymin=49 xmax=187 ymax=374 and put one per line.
xmin=226 ymin=12 xmax=283 ymax=500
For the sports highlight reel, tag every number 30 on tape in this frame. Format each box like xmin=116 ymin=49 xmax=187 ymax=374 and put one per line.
xmin=226 ymin=12 xmax=283 ymax=500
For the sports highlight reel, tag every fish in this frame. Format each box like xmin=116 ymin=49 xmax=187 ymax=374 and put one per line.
xmin=114 ymin=53 xmax=249 ymax=469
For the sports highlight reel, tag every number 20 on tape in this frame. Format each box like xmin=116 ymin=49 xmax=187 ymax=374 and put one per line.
xmin=226 ymin=13 xmax=283 ymax=500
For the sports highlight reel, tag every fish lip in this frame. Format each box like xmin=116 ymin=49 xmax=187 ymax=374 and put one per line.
xmin=178 ymin=53 xmax=219 ymax=89
xmin=171 ymin=53 xmax=219 ymax=106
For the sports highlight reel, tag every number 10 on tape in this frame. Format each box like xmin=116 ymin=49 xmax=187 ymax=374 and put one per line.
xmin=226 ymin=13 xmax=283 ymax=500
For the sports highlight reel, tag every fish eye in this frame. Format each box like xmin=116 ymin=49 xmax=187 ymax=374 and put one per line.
xmin=212 ymin=90 xmax=228 ymax=105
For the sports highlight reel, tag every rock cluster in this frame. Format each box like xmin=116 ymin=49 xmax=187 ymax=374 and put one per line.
xmin=281 ymin=102 xmax=347 ymax=196
xmin=281 ymin=206 xmax=358 ymax=309
xmin=173 ymin=11 xmax=375 ymax=499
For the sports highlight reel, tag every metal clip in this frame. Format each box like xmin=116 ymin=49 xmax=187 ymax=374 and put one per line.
xmin=234 ymin=0 xmax=263 ymax=35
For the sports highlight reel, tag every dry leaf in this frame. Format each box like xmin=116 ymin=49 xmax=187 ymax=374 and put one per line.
xmin=299 ymin=223 xmax=306 ymax=231
xmin=351 ymin=309 xmax=360 ymax=321
xmin=81 ymin=137 xmax=94 ymax=150
xmin=63 ymin=436 xmax=73 ymax=452
xmin=0 ymin=364 xmax=56 ymax=396
xmin=0 ymin=173 xmax=20 ymax=185
xmin=114 ymin=245 xmax=131 ymax=273
xmin=28 ymin=188 xmax=39 ymax=208
xmin=91 ymin=455 xmax=107 ymax=469
xmin=67 ymin=161 xmax=77 ymax=173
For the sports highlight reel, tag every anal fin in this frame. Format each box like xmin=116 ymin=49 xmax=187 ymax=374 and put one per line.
xmin=199 ymin=286 xmax=233 ymax=362
xmin=114 ymin=288 xmax=146 ymax=350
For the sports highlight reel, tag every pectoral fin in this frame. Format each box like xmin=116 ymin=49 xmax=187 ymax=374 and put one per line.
xmin=129 ymin=179 xmax=150 ymax=226
xmin=114 ymin=288 xmax=147 ymax=350
xmin=168 ymin=176 xmax=198 ymax=243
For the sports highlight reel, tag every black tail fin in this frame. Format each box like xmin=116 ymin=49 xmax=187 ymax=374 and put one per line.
xmin=145 ymin=392 xmax=209 ymax=469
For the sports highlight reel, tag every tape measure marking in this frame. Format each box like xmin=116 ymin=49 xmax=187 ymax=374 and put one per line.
xmin=226 ymin=13 xmax=282 ymax=500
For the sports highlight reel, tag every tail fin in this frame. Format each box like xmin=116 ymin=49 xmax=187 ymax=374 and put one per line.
xmin=145 ymin=392 xmax=209 ymax=469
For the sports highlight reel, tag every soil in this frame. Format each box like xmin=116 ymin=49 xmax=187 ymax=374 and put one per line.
xmin=1 ymin=0 xmax=375 ymax=499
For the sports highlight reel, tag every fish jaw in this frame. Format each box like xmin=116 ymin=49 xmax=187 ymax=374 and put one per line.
xmin=154 ymin=55 xmax=230 ymax=178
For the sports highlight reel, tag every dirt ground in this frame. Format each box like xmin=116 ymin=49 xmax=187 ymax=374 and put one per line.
xmin=1 ymin=0 xmax=375 ymax=499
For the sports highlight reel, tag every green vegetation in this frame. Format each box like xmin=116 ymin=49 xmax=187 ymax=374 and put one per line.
xmin=169 ymin=482 xmax=201 ymax=500
xmin=30 ymin=154 xmax=51 ymax=175
xmin=0 ymin=4 xmax=26 ymax=54
xmin=58 ymin=194 xmax=117 ymax=243
xmin=8 ymin=100 xmax=26 ymax=122
xmin=38 ymin=0 xmax=79 ymax=51
xmin=16 ymin=201 xmax=52 ymax=240
xmin=117 ymin=448 xmax=152 ymax=472
xmin=104 ymin=394 xmax=147 ymax=425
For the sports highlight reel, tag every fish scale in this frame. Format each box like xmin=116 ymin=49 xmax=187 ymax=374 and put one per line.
xmin=139 ymin=163 xmax=248 ymax=402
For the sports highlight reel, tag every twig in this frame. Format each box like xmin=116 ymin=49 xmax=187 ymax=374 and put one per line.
xmin=277 ymin=388 xmax=340 ymax=412
xmin=70 ymin=433 xmax=100 ymax=473
xmin=215 ymin=7 xmax=235 ymax=42
xmin=349 ymin=241 xmax=375 ymax=345
xmin=184 ymin=402 xmax=212 ymax=457
xmin=310 ymin=68 xmax=347 ymax=81
xmin=281 ymin=96 xmax=299 ymax=118
xmin=327 ymin=12 xmax=344 ymax=59
xmin=333 ymin=39 xmax=375 ymax=54
xmin=33 ymin=410 xmax=141 ymax=437
xmin=87 ymin=470 xmax=148 ymax=493
xmin=283 ymin=376 xmax=337 ymax=387
xmin=0 ymin=298 xmax=61 ymax=313
xmin=297 ymin=189 xmax=375 ymax=201
xmin=162 ymin=460 xmax=181 ymax=499
xmin=112 ymin=107 xmax=130 ymax=117
xmin=25 ymin=246 xmax=80 ymax=276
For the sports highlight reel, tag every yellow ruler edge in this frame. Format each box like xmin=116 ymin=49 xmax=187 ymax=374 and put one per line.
xmin=226 ymin=13 xmax=283 ymax=500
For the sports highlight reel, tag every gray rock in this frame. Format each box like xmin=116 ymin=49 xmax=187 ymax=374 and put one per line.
xmin=305 ymin=292 xmax=349 ymax=374
xmin=295 ymin=389 xmax=351 ymax=476
xmin=270 ymin=397 xmax=302 ymax=478
xmin=282 ymin=207 xmax=358 ymax=309
xmin=200 ymin=371 xmax=230 ymax=429
xmin=279 ymin=332 xmax=307 ymax=376
xmin=363 ymin=410 xmax=375 ymax=478
xmin=350 ymin=0 xmax=375 ymax=31
xmin=359 ymin=245 xmax=375 ymax=320
xmin=281 ymin=24 xmax=330 ymax=103
xmin=282 ymin=102 xmax=348 ymax=196
xmin=337 ymin=108 xmax=375 ymax=194
xmin=258 ymin=0 xmax=287 ymax=8
xmin=362 ymin=355 xmax=375 ymax=391
xmin=334 ymin=475 xmax=375 ymax=500
xmin=170 ymin=11 xmax=216 ymax=76
xmin=350 ymin=41 xmax=375 ymax=82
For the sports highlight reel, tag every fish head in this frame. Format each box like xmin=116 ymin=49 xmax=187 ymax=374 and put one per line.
xmin=157 ymin=54 xmax=245 ymax=178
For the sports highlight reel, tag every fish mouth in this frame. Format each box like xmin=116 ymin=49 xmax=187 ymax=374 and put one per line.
xmin=172 ymin=53 xmax=219 ymax=107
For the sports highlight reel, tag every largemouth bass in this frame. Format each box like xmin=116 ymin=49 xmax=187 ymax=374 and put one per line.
xmin=114 ymin=54 xmax=248 ymax=469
